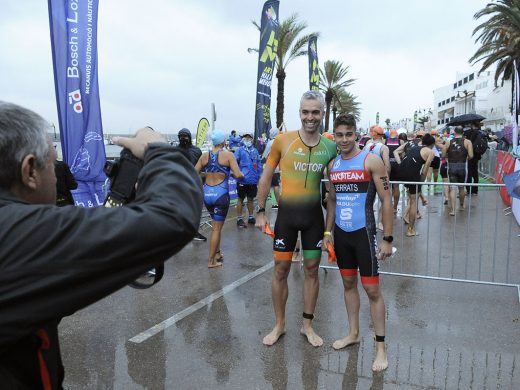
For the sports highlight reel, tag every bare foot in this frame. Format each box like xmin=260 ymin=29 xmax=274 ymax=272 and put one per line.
xmin=403 ymin=215 xmax=410 ymax=224
xmin=406 ymin=229 xmax=420 ymax=237
xmin=332 ymin=334 xmax=360 ymax=350
xmin=208 ymin=262 xmax=223 ymax=269
xmin=449 ymin=210 xmax=455 ymax=216
xmin=263 ymin=326 xmax=285 ymax=346
xmin=460 ymin=205 xmax=465 ymax=210
xmin=300 ymin=326 xmax=323 ymax=347
xmin=372 ymin=345 xmax=388 ymax=372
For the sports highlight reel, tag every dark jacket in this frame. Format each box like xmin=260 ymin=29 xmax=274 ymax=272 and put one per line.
xmin=54 ymin=160 xmax=77 ymax=206
xmin=0 ymin=144 xmax=203 ymax=389
xmin=176 ymin=129 xmax=202 ymax=166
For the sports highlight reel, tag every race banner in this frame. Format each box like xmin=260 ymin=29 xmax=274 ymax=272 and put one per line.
xmin=495 ymin=150 xmax=516 ymax=206
xmin=48 ymin=0 xmax=107 ymax=207
xmin=512 ymin=60 xmax=519 ymax=152
xmin=254 ymin=0 xmax=280 ymax=143
xmin=308 ymin=35 xmax=319 ymax=91
xmin=196 ymin=117 xmax=210 ymax=148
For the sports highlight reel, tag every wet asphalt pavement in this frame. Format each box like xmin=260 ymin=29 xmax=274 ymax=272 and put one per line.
xmin=59 ymin=188 xmax=520 ymax=389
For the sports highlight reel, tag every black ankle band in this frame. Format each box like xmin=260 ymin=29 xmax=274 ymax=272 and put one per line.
xmin=375 ymin=335 xmax=385 ymax=342
xmin=302 ymin=312 xmax=314 ymax=320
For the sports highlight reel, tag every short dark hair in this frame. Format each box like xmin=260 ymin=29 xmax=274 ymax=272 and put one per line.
xmin=0 ymin=101 xmax=50 ymax=189
xmin=422 ymin=133 xmax=435 ymax=146
xmin=333 ymin=114 xmax=357 ymax=131
xmin=454 ymin=126 xmax=464 ymax=134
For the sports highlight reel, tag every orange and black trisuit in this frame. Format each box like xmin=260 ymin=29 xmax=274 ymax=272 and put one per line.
xmin=266 ymin=130 xmax=337 ymax=261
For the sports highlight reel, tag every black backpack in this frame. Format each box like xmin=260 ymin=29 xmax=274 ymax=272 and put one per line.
xmin=472 ymin=132 xmax=488 ymax=156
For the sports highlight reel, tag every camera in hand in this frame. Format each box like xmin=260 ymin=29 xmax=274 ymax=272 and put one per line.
xmin=103 ymin=148 xmax=144 ymax=207
xmin=103 ymin=148 xmax=164 ymax=289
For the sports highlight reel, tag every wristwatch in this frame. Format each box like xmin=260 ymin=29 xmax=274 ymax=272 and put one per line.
xmin=382 ymin=235 xmax=394 ymax=243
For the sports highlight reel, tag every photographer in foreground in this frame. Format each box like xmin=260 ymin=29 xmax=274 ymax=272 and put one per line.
xmin=0 ymin=101 xmax=203 ymax=389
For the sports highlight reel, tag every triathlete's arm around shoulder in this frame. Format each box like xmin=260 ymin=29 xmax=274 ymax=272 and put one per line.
xmin=323 ymin=160 xmax=337 ymax=249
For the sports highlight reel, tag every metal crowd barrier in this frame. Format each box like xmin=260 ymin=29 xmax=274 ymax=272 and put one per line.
xmin=478 ymin=148 xmax=498 ymax=180
xmin=321 ymin=338 xmax=518 ymax=389
xmin=319 ymin=181 xmax=520 ymax=302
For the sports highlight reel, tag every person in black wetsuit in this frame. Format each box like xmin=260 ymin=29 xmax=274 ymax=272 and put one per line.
xmin=442 ymin=126 xmax=473 ymax=215
xmin=54 ymin=159 xmax=77 ymax=206
xmin=175 ymin=128 xmax=207 ymax=242
xmin=393 ymin=134 xmax=436 ymax=236
xmin=386 ymin=129 xmax=405 ymax=213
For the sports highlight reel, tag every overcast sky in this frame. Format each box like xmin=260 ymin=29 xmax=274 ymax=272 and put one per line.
xmin=1 ymin=0 xmax=491 ymax=135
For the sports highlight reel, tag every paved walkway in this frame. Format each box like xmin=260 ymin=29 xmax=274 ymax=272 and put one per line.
xmin=60 ymin=188 xmax=520 ymax=389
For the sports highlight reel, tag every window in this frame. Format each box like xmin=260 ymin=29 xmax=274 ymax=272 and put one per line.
xmin=464 ymin=77 xmax=468 ymax=83
xmin=453 ymin=83 xmax=457 ymax=89
xmin=458 ymin=80 xmax=462 ymax=87
xmin=437 ymin=120 xmax=441 ymax=125
xmin=451 ymin=96 xmax=455 ymax=102
xmin=469 ymin=73 xmax=474 ymax=81
xmin=438 ymin=102 xmax=441 ymax=107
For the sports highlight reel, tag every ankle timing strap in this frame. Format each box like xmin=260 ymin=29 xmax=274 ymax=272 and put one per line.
xmin=302 ymin=312 xmax=314 ymax=320
xmin=374 ymin=335 xmax=385 ymax=342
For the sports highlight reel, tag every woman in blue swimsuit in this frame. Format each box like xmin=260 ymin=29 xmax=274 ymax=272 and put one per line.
xmin=195 ymin=130 xmax=243 ymax=268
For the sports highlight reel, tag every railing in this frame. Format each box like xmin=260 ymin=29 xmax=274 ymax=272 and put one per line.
xmin=479 ymin=148 xmax=498 ymax=180
xmin=320 ymin=182 xmax=520 ymax=299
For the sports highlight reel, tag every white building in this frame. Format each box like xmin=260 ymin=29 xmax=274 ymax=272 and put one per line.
xmin=432 ymin=70 xmax=512 ymax=131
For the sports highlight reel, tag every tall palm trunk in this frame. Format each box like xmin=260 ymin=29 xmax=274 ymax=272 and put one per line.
xmin=276 ymin=68 xmax=286 ymax=128
xmin=324 ymin=89 xmax=333 ymax=131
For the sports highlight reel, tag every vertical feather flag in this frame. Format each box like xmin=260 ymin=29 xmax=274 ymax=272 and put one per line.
xmin=308 ymin=35 xmax=319 ymax=91
xmin=48 ymin=0 xmax=106 ymax=207
xmin=196 ymin=118 xmax=210 ymax=149
xmin=512 ymin=60 xmax=519 ymax=153
xmin=254 ymin=0 xmax=280 ymax=142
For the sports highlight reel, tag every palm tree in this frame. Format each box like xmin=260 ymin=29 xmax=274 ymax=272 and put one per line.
xmin=253 ymin=14 xmax=318 ymax=127
xmin=416 ymin=116 xmax=430 ymax=129
xmin=319 ymin=60 xmax=356 ymax=131
xmin=331 ymin=87 xmax=361 ymax=122
xmin=470 ymin=0 xmax=520 ymax=85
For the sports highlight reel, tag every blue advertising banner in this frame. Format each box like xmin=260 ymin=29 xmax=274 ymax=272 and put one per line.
xmin=308 ymin=35 xmax=319 ymax=92
xmin=48 ymin=0 xmax=107 ymax=207
xmin=254 ymin=0 xmax=280 ymax=143
xmin=228 ymin=177 xmax=238 ymax=201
